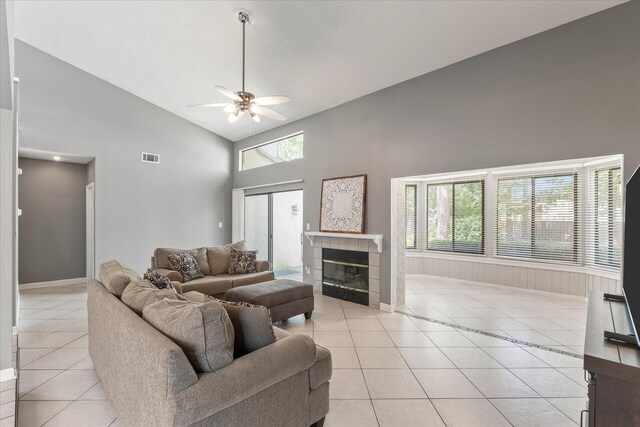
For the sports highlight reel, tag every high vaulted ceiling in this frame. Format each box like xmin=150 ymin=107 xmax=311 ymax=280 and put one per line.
xmin=14 ymin=0 xmax=624 ymax=142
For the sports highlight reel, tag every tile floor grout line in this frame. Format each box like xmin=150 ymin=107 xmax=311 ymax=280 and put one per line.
xmin=397 ymin=310 xmax=583 ymax=359
xmin=341 ymin=302 xmax=381 ymax=427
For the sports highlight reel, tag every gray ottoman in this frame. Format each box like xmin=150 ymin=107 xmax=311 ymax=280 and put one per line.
xmin=224 ymin=279 xmax=314 ymax=322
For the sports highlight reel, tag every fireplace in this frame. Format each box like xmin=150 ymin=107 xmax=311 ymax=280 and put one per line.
xmin=322 ymin=248 xmax=369 ymax=306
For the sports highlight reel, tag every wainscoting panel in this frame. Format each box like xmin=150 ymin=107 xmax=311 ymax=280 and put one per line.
xmin=406 ymin=256 xmax=620 ymax=298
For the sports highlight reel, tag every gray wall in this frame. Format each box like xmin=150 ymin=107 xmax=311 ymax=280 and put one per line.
xmin=15 ymin=41 xmax=234 ymax=274
xmin=18 ymin=158 xmax=88 ymax=284
xmin=233 ymin=3 xmax=640 ymax=305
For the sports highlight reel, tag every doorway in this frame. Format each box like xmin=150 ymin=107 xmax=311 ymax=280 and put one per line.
xmin=244 ymin=189 xmax=303 ymax=281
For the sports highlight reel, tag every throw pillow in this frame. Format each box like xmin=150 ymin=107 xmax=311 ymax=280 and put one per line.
xmin=143 ymin=298 xmax=234 ymax=372
xmin=228 ymin=248 xmax=258 ymax=275
xmin=154 ymin=247 xmax=211 ymax=276
xmin=168 ymin=251 xmax=204 ymax=282
xmin=212 ymin=298 xmax=276 ymax=357
xmin=99 ymin=259 xmax=141 ymax=297
xmin=206 ymin=241 xmax=247 ymax=276
xmin=144 ymin=269 xmax=175 ymax=291
xmin=121 ymin=279 xmax=183 ymax=316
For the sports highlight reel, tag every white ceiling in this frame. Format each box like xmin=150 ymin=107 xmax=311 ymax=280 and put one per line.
xmin=14 ymin=0 xmax=624 ymax=142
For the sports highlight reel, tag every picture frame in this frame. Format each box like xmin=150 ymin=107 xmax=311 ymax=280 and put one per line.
xmin=319 ymin=174 xmax=367 ymax=234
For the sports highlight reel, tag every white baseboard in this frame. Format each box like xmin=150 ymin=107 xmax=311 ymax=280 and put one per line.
xmin=406 ymin=274 xmax=588 ymax=302
xmin=19 ymin=277 xmax=87 ymax=290
xmin=0 ymin=367 xmax=16 ymax=382
xmin=379 ymin=302 xmax=395 ymax=312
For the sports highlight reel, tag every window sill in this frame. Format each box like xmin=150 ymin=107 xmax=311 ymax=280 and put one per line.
xmin=405 ymin=251 xmax=620 ymax=281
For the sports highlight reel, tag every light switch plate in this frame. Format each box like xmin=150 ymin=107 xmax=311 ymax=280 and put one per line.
xmin=306 ymin=223 xmax=310 ymax=231
xmin=218 ymin=222 xmax=223 ymax=228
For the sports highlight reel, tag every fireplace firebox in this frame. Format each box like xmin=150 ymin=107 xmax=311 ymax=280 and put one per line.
xmin=322 ymin=248 xmax=369 ymax=306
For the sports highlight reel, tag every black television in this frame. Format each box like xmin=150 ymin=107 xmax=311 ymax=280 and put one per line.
xmin=622 ymin=165 xmax=640 ymax=346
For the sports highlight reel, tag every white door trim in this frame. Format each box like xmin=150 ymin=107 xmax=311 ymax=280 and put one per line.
xmin=86 ymin=182 xmax=95 ymax=279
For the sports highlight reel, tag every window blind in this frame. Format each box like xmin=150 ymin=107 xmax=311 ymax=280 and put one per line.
xmin=426 ymin=180 xmax=485 ymax=254
xmin=496 ymin=173 xmax=579 ymax=263
xmin=405 ymin=185 xmax=417 ymax=249
xmin=585 ymin=166 xmax=622 ymax=269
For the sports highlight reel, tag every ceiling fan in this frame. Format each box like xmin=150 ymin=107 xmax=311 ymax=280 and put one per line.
xmin=188 ymin=10 xmax=289 ymax=124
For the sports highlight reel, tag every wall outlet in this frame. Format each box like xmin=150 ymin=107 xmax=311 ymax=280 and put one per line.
xmin=306 ymin=223 xmax=310 ymax=231
xmin=218 ymin=222 xmax=223 ymax=228
xmin=305 ymin=266 xmax=311 ymax=274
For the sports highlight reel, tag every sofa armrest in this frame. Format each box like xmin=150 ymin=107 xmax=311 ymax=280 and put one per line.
xmin=173 ymin=334 xmax=316 ymax=425
xmin=154 ymin=268 xmax=183 ymax=283
xmin=255 ymin=260 xmax=270 ymax=273
xmin=181 ymin=291 xmax=209 ymax=303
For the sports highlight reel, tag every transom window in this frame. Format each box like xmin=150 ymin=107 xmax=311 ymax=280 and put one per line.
xmin=241 ymin=132 xmax=303 ymax=171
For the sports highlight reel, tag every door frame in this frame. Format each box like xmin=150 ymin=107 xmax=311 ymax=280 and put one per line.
xmin=86 ymin=182 xmax=95 ymax=279
xmin=243 ymin=188 xmax=303 ymax=271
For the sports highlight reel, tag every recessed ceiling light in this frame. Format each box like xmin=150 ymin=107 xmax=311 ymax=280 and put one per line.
xmin=53 ymin=156 xmax=61 ymax=161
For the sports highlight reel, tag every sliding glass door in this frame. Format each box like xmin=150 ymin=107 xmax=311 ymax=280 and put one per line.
xmin=244 ymin=194 xmax=269 ymax=258
xmin=244 ymin=190 xmax=303 ymax=281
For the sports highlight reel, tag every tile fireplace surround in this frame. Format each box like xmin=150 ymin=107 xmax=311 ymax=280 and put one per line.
xmin=306 ymin=232 xmax=382 ymax=308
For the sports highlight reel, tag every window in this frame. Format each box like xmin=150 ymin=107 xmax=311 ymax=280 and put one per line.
xmin=405 ymin=185 xmax=417 ymax=249
xmin=427 ymin=180 xmax=484 ymax=254
xmin=591 ymin=167 xmax=623 ymax=268
xmin=241 ymin=132 xmax=303 ymax=171
xmin=496 ymin=174 xmax=578 ymax=263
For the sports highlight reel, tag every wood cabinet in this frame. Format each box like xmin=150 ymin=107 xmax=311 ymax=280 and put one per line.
xmin=584 ymin=291 xmax=640 ymax=426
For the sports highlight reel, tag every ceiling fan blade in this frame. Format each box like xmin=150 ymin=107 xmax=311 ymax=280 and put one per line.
xmin=251 ymin=113 xmax=261 ymax=123
xmin=252 ymin=96 xmax=290 ymax=106
xmin=187 ymin=102 xmax=229 ymax=108
xmin=215 ymin=85 xmax=242 ymax=102
xmin=252 ymin=106 xmax=286 ymax=121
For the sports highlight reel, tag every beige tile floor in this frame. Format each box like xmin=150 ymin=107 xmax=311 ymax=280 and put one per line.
xmin=16 ymin=276 xmax=588 ymax=426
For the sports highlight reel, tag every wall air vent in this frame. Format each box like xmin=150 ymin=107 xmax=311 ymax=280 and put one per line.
xmin=141 ymin=152 xmax=160 ymax=164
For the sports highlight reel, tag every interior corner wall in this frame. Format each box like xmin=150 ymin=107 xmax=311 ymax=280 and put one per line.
xmin=18 ymin=158 xmax=88 ymax=284
xmin=0 ymin=0 xmax=16 ymax=375
xmin=232 ymin=2 xmax=640 ymax=306
xmin=15 ymin=40 xmax=234 ymax=274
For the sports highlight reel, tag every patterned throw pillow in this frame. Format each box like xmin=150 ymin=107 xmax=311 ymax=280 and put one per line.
xmin=228 ymin=248 xmax=258 ymax=275
xmin=143 ymin=269 xmax=175 ymax=291
xmin=168 ymin=251 xmax=204 ymax=282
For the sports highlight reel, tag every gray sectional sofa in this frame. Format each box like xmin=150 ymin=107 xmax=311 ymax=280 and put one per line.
xmin=89 ymin=261 xmax=331 ymax=426
xmin=151 ymin=242 xmax=275 ymax=297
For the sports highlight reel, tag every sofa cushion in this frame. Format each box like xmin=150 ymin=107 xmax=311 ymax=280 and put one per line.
xmin=228 ymin=248 xmax=258 ymax=275
xmin=154 ymin=247 xmax=211 ymax=276
xmin=143 ymin=270 xmax=174 ymax=290
xmin=179 ymin=292 xmax=276 ymax=357
xmin=143 ymin=298 xmax=234 ymax=373
xmin=206 ymin=241 xmax=247 ymax=276
xmin=217 ymin=271 xmax=275 ymax=288
xmin=121 ymin=279 xmax=181 ymax=316
xmin=99 ymin=260 xmax=141 ymax=297
xmin=168 ymin=252 xmax=204 ymax=282
xmin=214 ymin=299 xmax=276 ymax=357
xmin=180 ymin=276 xmax=232 ymax=296
xmin=273 ymin=326 xmax=291 ymax=341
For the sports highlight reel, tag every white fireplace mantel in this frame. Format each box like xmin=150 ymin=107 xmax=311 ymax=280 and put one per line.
xmin=304 ymin=231 xmax=383 ymax=253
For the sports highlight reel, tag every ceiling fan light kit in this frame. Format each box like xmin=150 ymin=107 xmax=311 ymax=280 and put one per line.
xmin=188 ymin=9 xmax=289 ymax=124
